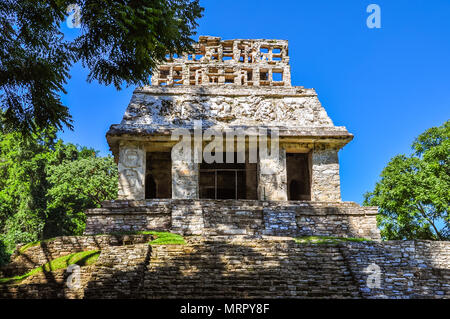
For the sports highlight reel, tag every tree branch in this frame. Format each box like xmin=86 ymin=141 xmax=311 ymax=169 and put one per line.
xmin=415 ymin=202 xmax=443 ymax=240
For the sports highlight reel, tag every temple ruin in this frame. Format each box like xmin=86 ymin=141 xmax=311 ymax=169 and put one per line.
xmin=85 ymin=36 xmax=380 ymax=240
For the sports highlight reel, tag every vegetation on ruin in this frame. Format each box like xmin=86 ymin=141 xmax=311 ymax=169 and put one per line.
xmin=294 ymin=236 xmax=372 ymax=245
xmin=146 ymin=231 xmax=186 ymax=245
xmin=0 ymin=249 xmax=100 ymax=285
xmin=94 ymin=230 xmax=186 ymax=245
xmin=364 ymin=120 xmax=449 ymax=241
xmin=0 ymin=128 xmax=118 ymax=265
xmin=0 ymin=0 xmax=203 ymax=135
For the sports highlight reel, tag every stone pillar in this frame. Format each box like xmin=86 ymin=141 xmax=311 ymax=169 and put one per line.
xmin=258 ymin=148 xmax=288 ymax=201
xmin=172 ymin=159 xmax=199 ymax=199
xmin=311 ymin=148 xmax=341 ymax=202
xmin=117 ymin=143 xmax=146 ymax=200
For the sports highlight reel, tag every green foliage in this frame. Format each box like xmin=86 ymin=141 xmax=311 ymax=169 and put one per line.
xmin=294 ymin=236 xmax=371 ymax=245
xmin=0 ymin=240 xmax=10 ymax=267
xmin=0 ymin=129 xmax=118 ymax=252
xmin=0 ymin=0 xmax=203 ymax=134
xmin=45 ymin=155 xmax=118 ymax=238
xmin=0 ymin=249 xmax=100 ymax=285
xmin=364 ymin=120 xmax=450 ymax=240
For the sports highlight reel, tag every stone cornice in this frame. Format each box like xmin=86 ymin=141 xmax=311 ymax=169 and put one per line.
xmin=134 ymin=85 xmax=315 ymax=97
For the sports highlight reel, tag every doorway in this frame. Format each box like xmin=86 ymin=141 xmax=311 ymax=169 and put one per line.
xmin=286 ymin=153 xmax=311 ymax=200
xmin=199 ymin=152 xmax=256 ymax=200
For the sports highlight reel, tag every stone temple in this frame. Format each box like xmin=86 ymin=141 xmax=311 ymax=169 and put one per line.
xmin=85 ymin=36 xmax=380 ymax=240
xmin=4 ymin=37 xmax=449 ymax=301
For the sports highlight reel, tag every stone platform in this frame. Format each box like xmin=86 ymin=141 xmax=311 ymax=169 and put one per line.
xmin=1 ymin=236 xmax=448 ymax=299
xmin=84 ymin=199 xmax=380 ymax=240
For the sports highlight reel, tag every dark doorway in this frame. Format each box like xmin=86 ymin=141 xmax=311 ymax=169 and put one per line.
xmin=145 ymin=152 xmax=172 ymax=199
xmin=286 ymin=153 xmax=311 ymax=200
xmin=199 ymin=152 xmax=256 ymax=200
xmin=145 ymin=175 xmax=156 ymax=199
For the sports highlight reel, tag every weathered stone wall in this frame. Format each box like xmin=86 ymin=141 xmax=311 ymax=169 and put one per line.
xmin=311 ymin=149 xmax=341 ymax=201
xmin=84 ymin=202 xmax=171 ymax=235
xmin=172 ymin=156 xmax=199 ymax=199
xmin=0 ymin=234 xmax=154 ymax=277
xmin=0 ymin=266 xmax=94 ymax=299
xmin=1 ymin=238 xmax=448 ymax=299
xmin=119 ymin=86 xmax=336 ymax=129
xmin=258 ymin=148 xmax=287 ymax=201
xmin=151 ymin=36 xmax=292 ymax=87
xmin=84 ymin=200 xmax=380 ymax=240
xmin=340 ymin=241 xmax=450 ymax=298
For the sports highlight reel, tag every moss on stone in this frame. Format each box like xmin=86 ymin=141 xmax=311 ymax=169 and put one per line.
xmin=294 ymin=236 xmax=372 ymax=245
xmin=0 ymin=250 xmax=100 ymax=285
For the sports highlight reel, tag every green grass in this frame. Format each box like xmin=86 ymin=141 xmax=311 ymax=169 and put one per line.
xmin=0 ymin=250 xmax=100 ymax=285
xmin=18 ymin=230 xmax=186 ymax=255
xmin=93 ymin=230 xmax=186 ymax=245
xmin=146 ymin=231 xmax=185 ymax=245
xmin=294 ymin=236 xmax=372 ymax=245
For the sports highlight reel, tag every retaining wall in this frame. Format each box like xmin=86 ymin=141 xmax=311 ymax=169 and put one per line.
xmin=84 ymin=200 xmax=380 ymax=240
xmin=0 ymin=238 xmax=448 ymax=299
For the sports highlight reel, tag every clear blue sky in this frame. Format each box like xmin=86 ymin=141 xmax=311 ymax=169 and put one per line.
xmin=59 ymin=0 xmax=450 ymax=204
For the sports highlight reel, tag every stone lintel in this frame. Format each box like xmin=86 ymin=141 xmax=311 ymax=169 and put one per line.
xmin=106 ymin=126 xmax=354 ymax=158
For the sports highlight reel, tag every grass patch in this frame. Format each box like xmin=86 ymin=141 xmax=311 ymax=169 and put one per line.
xmin=0 ymin=250 xmax=100 ymax=285
xmin=294 ymin=236 xmax=372 ymax=245
xmin=146 ymin=231 xmax=185 ymax=245
xmin=93 ymin=230 xmax=186 ymax=245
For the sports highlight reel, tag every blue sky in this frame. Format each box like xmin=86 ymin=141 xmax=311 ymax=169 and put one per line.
xmin=59 ymin=0 xmax=450 ymax=204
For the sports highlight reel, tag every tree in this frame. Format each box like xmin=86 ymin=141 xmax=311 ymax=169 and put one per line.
xmin=0 ymin=128 xmax=118 ymax=254
xmin=45 ymin=155 xmax=117 ymax=238
xmin=364 ymin=120 xmax=449 ymax=240
xmin=0 ymin=0 xmax=203 ymax=134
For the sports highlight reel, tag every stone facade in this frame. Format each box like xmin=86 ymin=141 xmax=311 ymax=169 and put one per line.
xmin=90 ymin=36 xmax=376 ymax=239
xmin=258 ymin=148 xmax=287 ymax=200
xmin=0 ymin=234 xmax=154 ymax=278
xmin=2 ymin=37 xmax=448 ymax=301
xmin=151 ymin=37 xmax=292 ymax=87
xmin=1 ymin=237 xmax=449 ymax=299
xmin=106 ymin=36 xmax=353 ymax=205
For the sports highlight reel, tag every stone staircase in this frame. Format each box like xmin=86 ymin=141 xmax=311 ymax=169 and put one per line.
xmin=142 ymin=238 xmax=361 ymax=298
xmin=1 ymin=237 xmax=448 ymax=299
